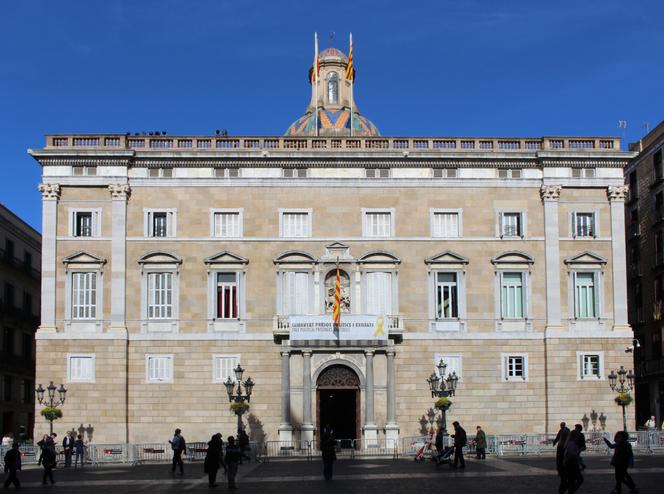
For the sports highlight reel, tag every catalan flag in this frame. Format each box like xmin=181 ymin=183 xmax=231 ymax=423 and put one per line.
xmin=310 ymin=32 xmax=320 ymax=85
xmin=345 ymin=33 xmax=355 ymax=81
xmin=333 ymin=265 xmax=341 ymax=326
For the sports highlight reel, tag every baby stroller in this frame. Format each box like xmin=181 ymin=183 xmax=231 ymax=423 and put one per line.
xmin=435 ymin=446 xmax=455 ymax=466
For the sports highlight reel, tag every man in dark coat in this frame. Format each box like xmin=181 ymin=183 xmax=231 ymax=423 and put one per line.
xmin=41 ymin=442 xmax=57 ymax=485
xmin=475 ymin=425 xmax=487 ymax=459
xmin=604 ymin=431 xmax=639 ymax=494
xmin=574 ymin=424 xmax=587 ymax=471
xmin=63 ymin=432 xmax=74 ymax=467
xmin=321 ymin=425 xmax=337 ymax=480
xmin=238 ymin=429 xmax=251 ymax=464
xmin=203 ymin=433 xmax=223 ymax=487
xmin=3 ymin=442 xmax=21 ymax=489
xmin=224 ymin=436 xmax=241 ymax=489
xmin=169 ymin=428 xmax=186 ymax=475
xmin=451 ymin=421 xmax=467 ymax=469
xmin=553 ymin=422 xmax=570 ymax=476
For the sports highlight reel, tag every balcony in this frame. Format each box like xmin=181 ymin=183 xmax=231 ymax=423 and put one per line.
xmin=272 ymin=314 xmax=403 ymax=343
xmin=0 ymin=248 xmax=40 ymax=281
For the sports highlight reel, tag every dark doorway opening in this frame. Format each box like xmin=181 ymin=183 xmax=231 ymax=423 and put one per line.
xmin=318 ymin=389 xmax=358 ymax=440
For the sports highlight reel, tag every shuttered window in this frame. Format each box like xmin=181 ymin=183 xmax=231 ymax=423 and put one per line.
xmin=71 ymin=272 xmax=97 ymax=319
xmin=365 ymin=272 xmax=393 ymax=314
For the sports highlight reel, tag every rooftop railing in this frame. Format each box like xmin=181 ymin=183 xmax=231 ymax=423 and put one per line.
xmin=44 ymin=135 xmax=622 ymax=153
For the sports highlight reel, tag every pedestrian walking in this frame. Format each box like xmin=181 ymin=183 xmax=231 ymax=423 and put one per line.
xmin=643 ymin=415 xmax=656 ymax=430
xmin=224 ymin=436 xmax=241 ymax=489
xmin=1 ymin=432 xmax=13 ymax=447
xmin=450 ymin=421 xmax=466 ymax=469
xmin=3 ymin=442 xmax=21 ymax=490
xmin=475 ymin=426 xmax=487 ymax=459
xmin=435 ymin=427 xmax=444 ymax=457
xmin=559 ymin=429 xmax=584 ymax=494
xmin=73 ymin=435 xmax=86 ymax=468
xmin=553 ymin=422 xmax=571 ymax=476
xmin=204 ymin=433 xmax=223 ymax=487
xmin=41 ymin=442 xmax=57 ymax=485
xmin=238 ymin=429 xmax=251 ymax=464
xmin=169 ymin=428 xmax=186 ymax=475
xmin=573 ymin=424 xmax=587 ymax=471
xmin=604 ymin=431 xmax=639 ymax=494
xmin=320 ymin=425 xmax=337 ymax=480
xmin=63 ymin=431 xmax=74 ymax=467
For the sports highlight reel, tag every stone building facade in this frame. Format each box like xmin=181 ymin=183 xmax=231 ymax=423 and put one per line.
xmin=0 ymin=204 xmax=41 ymax=439
xmin=29 ymin=48 xmax=636 ymax=444
xmin=626 ymin=120 xmax=664 ymax=427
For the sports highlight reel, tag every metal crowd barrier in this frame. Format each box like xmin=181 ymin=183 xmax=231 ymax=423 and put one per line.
xmin=133 ymin=443 xmax=170 ymax=464
xmin=259 ymin=440 xmax=312 ymax=462
xmin=352 ymin=438 xmax=398 ymax=459
xmin=88 ymin=443 xmax=132 ymax=465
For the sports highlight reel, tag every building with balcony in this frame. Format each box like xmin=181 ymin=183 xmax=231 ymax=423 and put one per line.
xmin=626 ymin=120 xmax=664 ymax=428
xmin=28 ymin=47 xmax=637 ymax=444
xmin=0 ymin=204 xmax=41 ymax=440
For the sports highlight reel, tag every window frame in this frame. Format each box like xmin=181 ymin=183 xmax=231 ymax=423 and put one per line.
xmin=576 ymin=351 xmax=604 ymax=381
xmin=362 ymin=208 xmax=395 ymax=238
xmin=144 ymin=208 xmax=177 ymax=238
xmin=212 ymin=354 xmax=241 ymax=383
xmin=572 ymin=211 xmax=599 ymax=238
xmin=69 ymin=271 xmax=99 ymax=321
xmin=68 ymin=208 xmax=102 ymax=238
xmin=430 ymin=208 xmax=463 ymax=238
xmin=145 ymin=354 xmax=174 ymax=384
xmin=497 ymin=210 xmax=526 ymax=238
xmin=279 ymin=208 xmax=313 ymax=238
xmin=209 ymin=208 xmax=244 ymax=238
xmin=501 ymin=353 xmax=528 ymax=382
xmin=572 ymin=270 xmax=602 ymax=320
xmin=139 ymin=253 xmax=181 ymax=333
xmin=278 ymin=270 xmax=314 ymax=315
xmin=434 ymin=353 xmax=463 ymax=382
xmin=361 ymin=269 xmax=398 ymax=316
xmin=67 ymin=353 xmax=96 ymax=383
xmin=63 ymin=252 xmax=106 ymax=333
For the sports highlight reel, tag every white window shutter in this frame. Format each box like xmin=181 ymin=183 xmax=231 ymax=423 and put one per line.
xmin=498 ymin=212 xmax=503 ymax=237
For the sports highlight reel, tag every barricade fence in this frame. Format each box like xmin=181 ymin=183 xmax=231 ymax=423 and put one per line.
xmin=3 ymin=431 xmax=664 ymax=467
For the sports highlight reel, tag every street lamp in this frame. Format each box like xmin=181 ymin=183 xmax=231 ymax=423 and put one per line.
xmin=224 ymin=363 xmax=254 ymax=435
xmin=427 ymin=359 xmax=459 ymax=437
xmin=35 ymin=381 xmax=67 ymax=435
xmin=607 ymin=365 xmax=635 ymax=431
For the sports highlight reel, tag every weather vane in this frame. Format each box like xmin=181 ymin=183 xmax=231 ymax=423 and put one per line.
xmin=327 ymin=31 xmax=336 ymax=46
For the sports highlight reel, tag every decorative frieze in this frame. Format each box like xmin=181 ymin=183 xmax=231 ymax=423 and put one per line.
xmin=38 ymin=183 xmax=61 ymax=200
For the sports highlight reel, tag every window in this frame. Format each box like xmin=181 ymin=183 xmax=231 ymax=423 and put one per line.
xmin=281 ymin=271 xmax=311 ymax=315
xmin=500 ymin=212 xmax=523 ymax=238
xmin=432 ymin=168 xmax=457 ymax=178
xmin=431 ymin=210 xmax=461 ymax=238
xmin=22 ymin=292 xmax=32 ymax=314
xmin=654 ymin=149 xmax=663 ymax=181
xmin=363 ymin=210 xmax=393 ymax=237
xmin=502 ymin=354 xmax=528 ymax=381
xmin=629 ymin=171 xmax=637 ymax=200
xmin=213 ymin=355 xmax=240 ymax=383
xmin=572 ymin=168 xmax=596 ymax=178
xmin=69 ymin=209 xmax=101 ymax=238
xmin=2 ymin=327 xmax=14 ymax=355
xmin=574 ymin=272 xmax=597 ymax=319
xmin=5 ymin=239 xmax=14 ymax=258
xmin=22 ymin=333 xmax=32 ymax=359
xmin=211 ymin=210 xmax=242 ymax=238
xmin=3 ymin=282 xmax=14 ymax=308
xmin=3 ymin=376 xmax=12 ymax=401
xmin=148 ymin=167 xmax=173 ymax=178
xmin=327 ymin=71 xmax=339 ymax=104
xmin=72 ymin=166 xmax=97 ymax=176
xmin=366 ymin=168 xmax=390 ymax=178
xmin=280 ymin=210 xmax=312 ymax=238
xmin=501 ymin=272 xmax=524 ymax=319
xmin=574 ymin=212 xmax=596 ymax=238
xmin=146 ymin=355 xmax=173 ymax=383
xmin=577 ymin=352 xmax=603 ymax=380
xmin=148 ymin=272 xmax=173 ymax=319
xmin=365 ymin=271 xmax=393 ymax=315
xmin=71 ymin=272 xmax=97 ymax=319
xmin=216 ymin=273 xmax=239 ymax=320
xmin=498 ymin=169 xmax=522 ymax=178
xmin=283 ymin=168 xmax=307 ymax=178
xmin=67 ymin=354 xmax=95 ymax=383
xmin=21 ymin=379 xmax=32 ymax=404
xmin=145 ymin=209 xmax=176 ymax=238
xmin=215 ymin=168 xmax=240 ymax=178
xmin=434 ymin=354 xmax=462 ymax=381
xmin=436 ymin=272 xmax=458 ymax=319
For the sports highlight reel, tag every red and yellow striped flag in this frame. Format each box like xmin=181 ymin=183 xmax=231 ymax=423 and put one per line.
xmin=333 ymin=266 xmax=341 ymax=326
xmin=345 ymin=33 xmax=355 ymax=81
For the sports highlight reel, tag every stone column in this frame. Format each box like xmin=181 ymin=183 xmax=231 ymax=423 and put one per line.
xmin=38 ymin=183 xmax=60 ymax=333
xmin=301 ymin=350 xmax=314 ymax=443
xmin=540 ymin=185 xmax=563 ymax=331
xmin=278 ymin=350 xmax=293 ymax=442
xmin=384 ymin=348 xmax=399 ymax=444
xmin=363 ymin=350 xmax=378 ymax=445
xmin=608 ymin=186 xmax=630 ymax=330
xmin=108 ymin=184 xmax=130 ymax=333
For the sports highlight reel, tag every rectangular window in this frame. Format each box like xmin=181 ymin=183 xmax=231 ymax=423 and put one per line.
xmin=70 ymin=210 xmax=100 ymax=238
xmin=216 ymin=273 xmax=238 ymax=320
xmin=363 ymin=211 xmax=392 ymax=237
xmin=501 ymin=212 xmax=522 ymax=237
xmin=498 ymin=169 xmax=522 ymax=178
xmin=432 ymin=211 xmax=460 ymax=238
xmin=366 ymin=168 xmax=390 ymax=178
xmin=3 ymin=376 xmax=12 ymax=401
xmin=574 ymin=272 xmax=597 ymax=319
xmin=434 ymin=354 xmax=462 ymax=381
xmin=574 ymin=212 xmax=596 ymax=237
xmin=281 ymin=211 xmax=311 ymax=238
xmin=572 ymin=168 xmax=596 ymax=178
xmin=436 ymin=272 xmax=458 ymax=319
xmin=282 ymin=272 xmax=310 ymax=315
xmin=71 ymin=272 xmax=97 ymax=319
xmin=213 ymin=211 xmax=242 ymax=238
xmin=629 ymin=171 xmax=637 ymax=200
xmin=283 ymin=168 xmax=307 ymax=178
xmin=75 ymin=212 xmax=93 ymax=237
xmin=3 ymin=282 xmax=15 ymax=308
xmin=654 ymin=149 xmax=663 ymax=180
xmin=501 ymin=272 xmax=524 ymax=319
xmin=365 ymin=271 xmax=393 ymax=314
xmin=3 ymin=327 xmax=14 ymax=355
xmin=67 ymin=354 xmax=95 ymax=383
xmin=146 ymin=355 xmax=173 ymax=383
xmin=578 ymin=352 xmax=603 ymax=380
xmin=148 ymin=272 xmax=173 ymax=319
xmin=213 ymin=355 xmax=240 ymax=383
xmin=22 ymin=379 xmax=32 ymax=404
xmin=145 ymin=210 xmax=176 ymax=237
xmin=5 ymin=239 xmax=15 ymax=258
xmin=22 ymin=333 xmax=32 ymax=359
xmin=502 ymin=354 xmax=527 ymax=381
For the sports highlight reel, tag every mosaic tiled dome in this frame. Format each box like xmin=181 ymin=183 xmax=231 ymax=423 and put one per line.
xmin=285 ymin=109 xmax=380 ymax=137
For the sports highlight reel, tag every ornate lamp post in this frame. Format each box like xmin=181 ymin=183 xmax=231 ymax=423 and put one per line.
xmin=426 ymin=359 xmax=459 ymax=437
xmin=224 ymin=363 xmax=255 ymax=436
xmin=35 ymin=381 xmax=67 ymax=435
xmin=608 ymin=366 xmax=635 ymax=431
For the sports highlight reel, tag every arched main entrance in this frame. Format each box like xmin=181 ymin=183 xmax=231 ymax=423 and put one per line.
xmin=316 ymin=365 xmax=360 ymax=442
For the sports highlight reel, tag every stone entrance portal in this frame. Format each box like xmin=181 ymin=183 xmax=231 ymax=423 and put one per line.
xmin=316 ymin=365 xmax=360 ymax=444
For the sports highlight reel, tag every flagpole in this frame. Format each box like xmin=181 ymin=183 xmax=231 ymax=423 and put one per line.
xmin=314 ymin=32 xmax=319 ymax=137
xmin=349 ymin=33 xmax=353 ymax=137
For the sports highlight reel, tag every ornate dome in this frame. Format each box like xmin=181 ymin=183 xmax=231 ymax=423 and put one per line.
xmin=319 ymin=47 xmax=348 ymax=62
xmin=285 ymin=109 xmax=379 ymax=137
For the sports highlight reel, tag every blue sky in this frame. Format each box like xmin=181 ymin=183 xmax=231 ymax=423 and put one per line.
xmin=1 ymin=0 xmax=663 ymax=231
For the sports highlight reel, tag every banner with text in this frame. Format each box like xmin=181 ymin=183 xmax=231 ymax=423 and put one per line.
xmin=289 ymin=315 xmax=388 ymax=341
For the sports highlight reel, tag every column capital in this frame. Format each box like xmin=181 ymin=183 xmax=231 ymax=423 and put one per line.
xmin=38 ymin=183 xmax=61 ymax=200
xmin=386 ymin=349 xmax=396 ymax=357
xmin=607 ymin=185 xmax=629 ymax=202
xmin=108 ymin=183 xmax=131 ymax=200
xmin=302 ymin=349 xmax=312 ymax=356
xmin=364 ymin=349 xmax=375 ymax=357
xmin=540 ymin=185 xmax=562 ymax=201
xmin=280 ymin=350 xmax=291 ymax=358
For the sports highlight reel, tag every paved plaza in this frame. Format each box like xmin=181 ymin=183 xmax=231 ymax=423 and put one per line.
xmin=3 ymin=455 xmax=663 ymax=493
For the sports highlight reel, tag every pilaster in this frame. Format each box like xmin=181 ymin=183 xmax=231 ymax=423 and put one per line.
xmin=541 ymin=185 xmax=563 ymax=332
xmin=301 ymin=350 xmax=314 ymax=442
xmin=37 ymin=183 xmax=60 ymax=333
xmin=108 ymin=184 xmax=130 ymax=333
xmin=278 ymin=350 xmax=293 ymax=442
xmin=384 ymin=347 xmax=399 ymax=444
xmin=363 ymin=350 xmax=378 ymax=445
xmin=607 ymin=185 xmax=630 ymax=330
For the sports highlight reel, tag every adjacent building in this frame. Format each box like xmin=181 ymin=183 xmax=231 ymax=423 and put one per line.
xmin=626 ymin=120 xmax=664 ymax=428
xmin=0 ymin=204 xmax=41 ymax=440
xmin=29 ymin=47 xmax=637 ymax=444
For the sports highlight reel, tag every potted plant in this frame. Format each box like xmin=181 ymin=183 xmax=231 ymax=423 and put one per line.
xmin=230 ymin=401 xmax=250 ymax=415
xmin=614 ymin=392 xmax=633 ymax=407
xmin=434 ymin=396 xmax=452 ymax=411
xmin=40 ymin=406 xmax=63 ymax=422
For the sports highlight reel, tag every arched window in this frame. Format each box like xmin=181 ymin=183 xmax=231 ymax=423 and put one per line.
xmin=325 ymin=269 xmax=351 ymax=313
xmin=327 ymin=72 xmax=339 ymax=104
